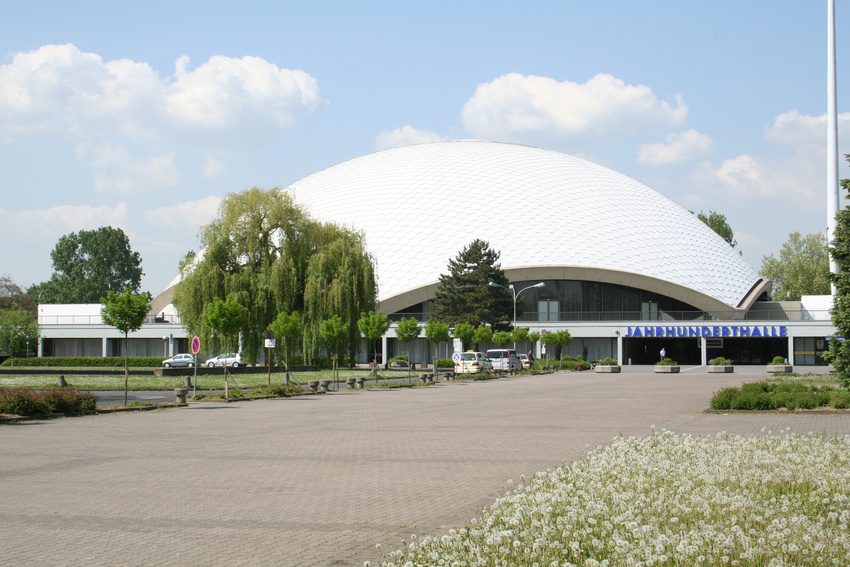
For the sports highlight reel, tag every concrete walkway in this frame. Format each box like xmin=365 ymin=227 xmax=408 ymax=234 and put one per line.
xmin=1 ymin=368 xmax=848 ymax=566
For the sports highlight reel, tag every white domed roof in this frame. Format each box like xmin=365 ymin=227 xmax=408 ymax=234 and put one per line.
xmin=285 ymin=140 xmax=762 ymax=310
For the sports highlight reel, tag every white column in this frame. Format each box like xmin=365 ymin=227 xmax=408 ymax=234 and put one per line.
xmin=381 ymin=334 xmax=388 ymax=366
xmin=616 ymin=333 xmax=623 ymax=365
xmin=102 ymin=337 xmax=109 ymax=357
xmin=827 ymin=0 xmax=840 ymax=280
xmin=788 ymin=335 xmax=795 ymax=365
xmin=700 ymin=337 xmax=707 ymax=366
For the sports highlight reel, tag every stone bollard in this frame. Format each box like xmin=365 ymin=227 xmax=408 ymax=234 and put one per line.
xmin=57 ymin=375 xmax=67 ymax=387
xmin=308 ymin=380 xmax=319 ymax=392
xmin=346 ymin=377 xmax=356 ymax=389
xmin=319 ymin=380 xmax=331 ymax=393
xmin=356 ymin=377 xmax=366 ymax=389
xmin=184 ymin=376 xmax=193 ymax=389
xmin=174 ymin=388 xmax=188 ymax=404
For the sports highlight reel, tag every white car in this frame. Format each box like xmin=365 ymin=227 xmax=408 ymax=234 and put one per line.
xmin=206 ymin=353 xmax=243 ymax=368
xmin=485 ymin=349 xmax=523 ymax=372
xmin=162 ymin=353 xmax=197 ymax=368
xmin=455 ymin=351 xmax=493 ymax=374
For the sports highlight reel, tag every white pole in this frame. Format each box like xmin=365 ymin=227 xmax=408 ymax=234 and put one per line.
xmin=827 ymin=0 xmax=840 ymax=285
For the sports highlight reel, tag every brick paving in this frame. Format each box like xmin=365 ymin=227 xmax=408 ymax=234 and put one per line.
xmin=1 ymin=368 xmax=849 ymax=566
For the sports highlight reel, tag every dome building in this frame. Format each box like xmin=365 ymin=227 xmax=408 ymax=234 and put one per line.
xmin=280 ymin=140 xmax=830 ymax=366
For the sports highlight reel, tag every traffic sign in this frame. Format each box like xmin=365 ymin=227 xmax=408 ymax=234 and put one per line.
xmin=191 ymin=336 xmax=200 ymax=354
xmin=452 ymin=352 xmax=462 ymax=362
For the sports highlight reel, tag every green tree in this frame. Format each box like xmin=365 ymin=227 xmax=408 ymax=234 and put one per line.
xmin=100 ymin=287 xmax=151 ymax=406
xmin=0 ymin=309 xmax=39 ymax=358
xmin=473 ymin=325 xmax=493 ymax=351
xmin=760 ymin=232 xmax=830 ymax=301
xmin=1 ymin=275 xmax=36 ymax=315
xmin=453 ymin=322 xmax=475 ymax=351
xmin=320 ymin=314 xmax=348 ymax=386
xmin=826 ymin=155 xmax=850 ymax=384
xmin=33 ymin=227 xmax=144 ymax=303
xmin=430 ymin=239 xmax=513 ymax=331
xmin=511 ymin=327 xmax=529 ymax=345
xmin=492 ymin=330 xmax=512 ymax=348
xmin=174 ymin=188 xmax=376 ymax=364
xmin=358 ymin=311 xmax=390 ymax=376
xmin=203 ymin=294 xmax=249 ymax=372
xmin=695 ymin=210 xmax=737 ymax=248
xmin=395 ymin=316 xmax=421 ymax=380
xmin=269 ymin=311 xmax=302 ymax=376
xmin=425 ymin=318 xmax=450 ymax=373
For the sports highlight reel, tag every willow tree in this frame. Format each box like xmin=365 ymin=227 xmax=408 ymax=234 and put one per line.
xmin=174 ymin=187 xmax=377 ymax=364
xmin=302 ymin=226 xmax=377 ymax=363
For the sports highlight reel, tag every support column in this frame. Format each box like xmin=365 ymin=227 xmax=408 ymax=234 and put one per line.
xmin=616 ymin=333 xmax=623 ymax=365
xmin=788 ymin=335 xmax=795 ymax=365
xmin=700 ymin=337 xmax=707 ymax=366
xmin=102 ymin=337 xmax=109 ymax=357
xmin=381 ymin=334 xmax=388 ymax=367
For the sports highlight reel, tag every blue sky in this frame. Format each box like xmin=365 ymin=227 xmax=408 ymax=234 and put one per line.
xmin=1 ymin=1 xmax=849 ymax=296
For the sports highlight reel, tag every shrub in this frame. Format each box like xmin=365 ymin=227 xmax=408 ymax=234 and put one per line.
xmin=731 ymin=391 xmax=773 ymax=410
xmin=0 ymin=388 xmax=45 ymax=415
xmin=771 ymin=356 xmax=786 ymax=365
xmin=770 ymin=392 xmax=797 ymax=410
xmin=656 ymin=357 xmax=677 ymax=366
xmin=710 ymin=387 xmax=738 ymax=410
xmin=1 ymin=356 xmax=166 ymax=367
xmin=794 ymin=393 xmax=818 ymax=410
xmin=709 ymin=356 xmax=731 ymax=365
xmin=831 ymin=391 xmax=850 ymax=409
xmin=250 ymin=383 xmax=302 ymax=397
xmin=599 ymin=357 xmax=618 ymax=366
xmin=436 ymin=358 xmax=453 ymax=369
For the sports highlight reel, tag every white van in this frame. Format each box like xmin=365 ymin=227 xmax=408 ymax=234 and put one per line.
xmin=485 ymin=349 xmax=523 ymax=372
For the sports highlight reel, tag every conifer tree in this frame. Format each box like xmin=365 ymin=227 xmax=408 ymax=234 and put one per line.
xmin=430 ymin=239 xmax=513 ymax=331
xmin=826 ymin=155 xmax=850 ymax=385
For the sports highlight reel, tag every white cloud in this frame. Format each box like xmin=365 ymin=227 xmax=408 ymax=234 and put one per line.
xmin=143 ymin=196 xmax=221 ymax=231
xmin=462 ymin=72 xmax=687 ymax=144
xmin=0 ymin=44 xmax=326 ymax=149
xmin=637 ymin=129 xmax=712 ymax=165
xmin=374 ymin=125 xmax=447 ymax=150
xmin=202 ymin=156 xmax=227 ymax=178
xmin=765 ymin=110 xmax=850 ymax=146
xmin=77 ymin=142 xmax=183 ymax=193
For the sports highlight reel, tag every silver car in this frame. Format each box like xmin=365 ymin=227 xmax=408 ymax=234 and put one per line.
xmin=206 ymin=353 xmax=244 ymax=368
xmin=162 ymin=353 xmax=197 ymax=368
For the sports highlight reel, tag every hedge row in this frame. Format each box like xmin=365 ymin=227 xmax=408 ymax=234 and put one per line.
xmin=0 ymin=387 xmax=97 ymax=416
xmin=710 ymin=381 xmax=850 ymax=411
xmin=1 ymin=356 xmax=166 ymax=368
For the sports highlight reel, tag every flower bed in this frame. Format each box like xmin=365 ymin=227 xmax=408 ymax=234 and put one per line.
xmin=381 ymin=430 xmax=850 ymax=567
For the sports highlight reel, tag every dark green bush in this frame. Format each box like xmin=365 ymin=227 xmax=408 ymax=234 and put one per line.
xmin=741 ymin=381 xmax=771 ymax=393
xmin=656 ymin=358 xmax=676 ymax=366
xmin=771 ymin=356 xmax=786 ymax=365
xmin=710 ymin=387 xmax=738 ymax=410
xmin=0 ymin=387 xmax=96 ymax=416
xmin=436 ymin=358 xmax=453 ymax=369
xmin=831 ymin=391 xmax=850 ymax=409
xmin=599 ymin=357 xmax=618 ymax=366
xmin=709 ymin=356 xmax=731 ymax=366
xmin=251 ymin=383 xmax=302 ymax=397
xmin=770 ymin=392 xmax=797 ymax=410
xmin=0 ymin=388 xmax=45 ymax=415
xmin=730 ymin=391 xmax=773 ymax=410
xmin=793 ymin=393 xmax=818 ymax=410
xmin=1 ymin=356 xmax=165 ymax=367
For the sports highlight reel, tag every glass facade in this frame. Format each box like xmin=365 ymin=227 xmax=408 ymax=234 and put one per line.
xmin=391 ymin=280 xmax=702 ymax=322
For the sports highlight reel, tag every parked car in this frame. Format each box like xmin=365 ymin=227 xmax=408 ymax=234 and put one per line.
xmin=455 ymin=351 xmax=493 ymax=374
xmin=206 ymin=353 xmax=244 ymax=368
xmin=518 ymin=353 xmax=531 ymax=369
xmin=485 ymin=348 xmax=523 ymax=372
xmin=162 ymin=353 xmax=198 ymax=368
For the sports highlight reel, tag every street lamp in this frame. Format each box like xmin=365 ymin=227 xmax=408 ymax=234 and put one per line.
xmin=489 ymin=281 xmax=546 ymax=346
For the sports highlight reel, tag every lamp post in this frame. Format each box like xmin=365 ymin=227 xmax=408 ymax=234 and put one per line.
xmin=489 ymin=281 xmax=545 ymax=347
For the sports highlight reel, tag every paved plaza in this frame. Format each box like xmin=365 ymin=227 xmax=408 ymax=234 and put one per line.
xmin=2 ymin=367 xmax=849 ymax=566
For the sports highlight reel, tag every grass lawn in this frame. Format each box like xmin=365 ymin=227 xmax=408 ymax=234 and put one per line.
xmin=0 ymin=368 xmax=427 ymax=390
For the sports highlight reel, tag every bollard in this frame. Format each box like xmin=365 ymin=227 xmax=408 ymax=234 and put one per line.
xmin=184 ymin=376 xmax=192 ymax=389
xmin=174 ymin=388 xmax=188 ymax=404
xmin=57 ymin=375 xmax=67 ymax=387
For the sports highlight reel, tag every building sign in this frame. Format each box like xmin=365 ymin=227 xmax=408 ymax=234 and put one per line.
xmin=624 ymin=325 xmax=788 ymax=338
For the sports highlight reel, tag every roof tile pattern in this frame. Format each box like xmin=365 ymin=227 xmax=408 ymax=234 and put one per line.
xmin=285 ymin=141 xmax=761 ymax=308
